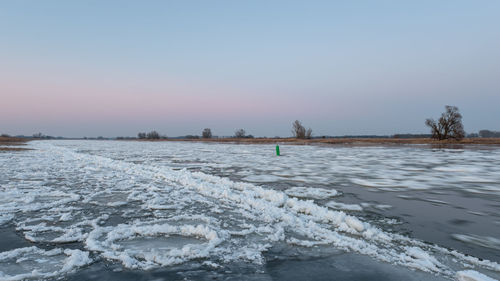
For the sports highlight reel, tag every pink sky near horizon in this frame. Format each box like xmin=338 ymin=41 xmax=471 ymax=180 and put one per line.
xmin=2 ymin=1 xmax=499 ymax=137
xmin=1 ymin=68 xmax=350 ymax=137
xmin=3 ymin=65 xmax=496 ymax=138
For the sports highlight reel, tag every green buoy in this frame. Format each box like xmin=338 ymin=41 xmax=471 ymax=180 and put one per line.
xmin=276 ymin=145 xmax=280 ymax=156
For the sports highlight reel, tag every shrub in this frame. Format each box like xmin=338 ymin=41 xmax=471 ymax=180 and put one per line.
xmin=479 ymin=130 xmax=500 ymax=138
xmin=146 ymin=131 xmax=160 ymax=139
xmin=185 ymin=135 xmax=200 ymax=139
xmin=234 ymin=129 xmax=246 ymax=138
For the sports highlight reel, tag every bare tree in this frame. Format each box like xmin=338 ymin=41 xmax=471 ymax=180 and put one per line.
xmin=292 ymin=120 xmax=306 ymax=138
xmin=234 ymin=129 xmax=246 ymax=138
xmin=146 ymin=131 xmax=160 ymax=139
xmin=292 ymin=120 xmax=312 ymax=139
xmin=137 ymin=132 xmax=146 ymax=139
xmin=305 ymin=128 xmax=313 ymax=139
xmin=202 ymin=128 xmax=212 ymax=138
xmin=425 ymin=105 xmax=465 ymax=140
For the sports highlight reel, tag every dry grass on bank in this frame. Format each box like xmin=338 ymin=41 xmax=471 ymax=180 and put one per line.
xmin=0 ymin=137 xmax=32 ymax=151
xmin=141 ymin=137 xmax=500 ymax=146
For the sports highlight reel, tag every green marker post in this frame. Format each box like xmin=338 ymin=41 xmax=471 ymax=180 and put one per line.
xmin=276 ymin=145 xmax=280 ymax=156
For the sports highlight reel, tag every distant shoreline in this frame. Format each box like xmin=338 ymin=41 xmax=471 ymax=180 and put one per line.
xmin=131 ymin=137 xmax=500 ymax=146
xmin=4 ymin=136 xmax=500 ymax=148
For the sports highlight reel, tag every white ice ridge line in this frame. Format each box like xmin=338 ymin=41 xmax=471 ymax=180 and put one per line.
xmin=85 ymin=223 xmax=224 ymax=269
xmin=36 ymin=142 xmax=500 ymax=277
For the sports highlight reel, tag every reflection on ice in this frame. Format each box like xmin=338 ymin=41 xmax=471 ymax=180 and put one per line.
xmin=452 ymin=234 xmax=500 ymax=251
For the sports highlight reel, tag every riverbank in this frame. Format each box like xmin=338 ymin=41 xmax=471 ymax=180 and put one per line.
xmin=0 ymin=137 xmax=31 ymax=151
xmin=136 ymin=137 xmax=500 ymax=146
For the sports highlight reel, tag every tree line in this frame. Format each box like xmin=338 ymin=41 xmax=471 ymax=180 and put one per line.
xmin=137 ymin=131 xmax=167 ymax=139
xmin=133 ymin=108 xmax=496 ymax=141
xmin=136 ymin=128 xmax=255 ymax=140
xmin=11 ymin=105 xmax=493 ymax=141
xmin=478 ymin=130 xmax=500 ymax=138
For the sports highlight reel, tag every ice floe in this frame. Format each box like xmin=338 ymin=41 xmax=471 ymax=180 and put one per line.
xmin=0 ymin=214 xmax=14 ymax=226
xmin=285 ymin=186 xmax=338 ymax=199
xmin=326 ymin=201 xmax=363 ymax=211
xmin=0 ymin=247 xmax=91 ymax=280
xmin=456 ymin=270 xmax=498 ymax=281
xmin=86 ymin=223 xmax=223 ymax=269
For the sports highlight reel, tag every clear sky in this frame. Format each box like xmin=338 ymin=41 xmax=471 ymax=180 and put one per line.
xmin=1 ymin=1 xmax=499 ymax=137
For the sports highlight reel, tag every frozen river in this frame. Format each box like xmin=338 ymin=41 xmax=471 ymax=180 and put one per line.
xmin=0 ymin=140 xmax=499 ymax=280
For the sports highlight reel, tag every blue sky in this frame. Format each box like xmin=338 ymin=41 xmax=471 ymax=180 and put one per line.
xmin=1 ymin=1 xmax=499 ymax=137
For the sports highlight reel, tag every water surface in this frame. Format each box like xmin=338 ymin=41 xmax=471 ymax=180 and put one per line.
xmin=0 ymin=140 xmax=498 ymax=280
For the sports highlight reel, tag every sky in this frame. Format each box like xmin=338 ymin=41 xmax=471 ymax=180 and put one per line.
xmin=1 ymin=0 xmax=499 ymax=138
